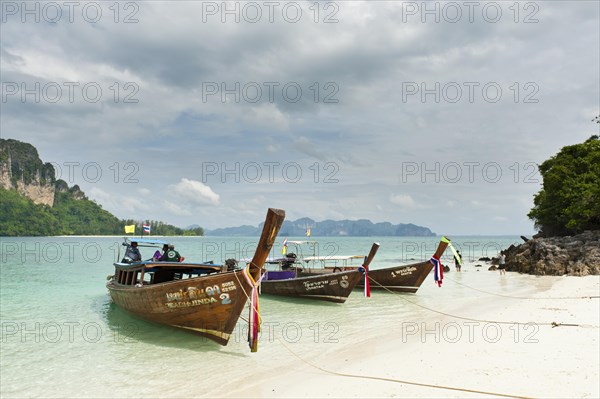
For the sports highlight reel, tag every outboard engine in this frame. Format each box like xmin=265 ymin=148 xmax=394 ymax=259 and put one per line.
xmin=225 ymin=258 xmax=238 ymax=272
xmin=281 ymin=253 xmax=297 ymax=270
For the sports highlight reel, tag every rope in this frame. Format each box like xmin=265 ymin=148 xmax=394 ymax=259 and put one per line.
xmin=444 ymin=275 xmax=600 ymax=300
xmin=233 ymin=267 xmax=263 ymax=351
xmin=263 ymin=273 xmax=597 ymax=397
xmin=367 ymin=276 xmax=600 ymax=329
xmin=235 ymin=271 xmax=594 ymax=397
xmin=276 ymin=338 xmax=536 ymax=399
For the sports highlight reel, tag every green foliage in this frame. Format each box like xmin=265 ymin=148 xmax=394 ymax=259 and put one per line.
xmin=52 ymin=191 xmax=122 ymax=235
xmin=0 ymin=188 xmax=61 ymax=236
xmin=528 ymin=136 xmax=600 ymax=236
xmin=0 ymin=188 xmax=205 ymax=237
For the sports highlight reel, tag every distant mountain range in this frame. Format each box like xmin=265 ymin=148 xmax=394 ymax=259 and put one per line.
xmin=206 ymin=217 xmax=435 ymax=237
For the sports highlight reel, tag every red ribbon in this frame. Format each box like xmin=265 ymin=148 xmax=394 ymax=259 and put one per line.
xmin=363 ymin=260 xmax=371 ymax=298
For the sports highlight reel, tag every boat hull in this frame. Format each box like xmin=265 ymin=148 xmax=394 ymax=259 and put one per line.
xmin=260 ymin=270 xmax=362 ymax=303
xmin=356 ymin=261 xmax=433 ymax=293
xmin=107 ymin=269 xmax=251 ymax=345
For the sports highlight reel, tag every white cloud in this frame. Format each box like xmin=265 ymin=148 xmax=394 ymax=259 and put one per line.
xmin=168 ymin=178 xmax=220 ymax=206
xmin=390 ymin=194 xmax=421 ymax=209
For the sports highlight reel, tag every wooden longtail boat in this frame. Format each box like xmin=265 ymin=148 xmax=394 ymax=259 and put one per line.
xmin=259 ymin=243 xmax=380 ymax=303
xmin=355 ymin=237 xmax=450 ymax=293
xmin=291 ymin=238 xmax=450 ymax=293
xmin=106 ymin=208 xmax=285 ymax=347
xmin=260 ymin=270 xmax=363 ymax=303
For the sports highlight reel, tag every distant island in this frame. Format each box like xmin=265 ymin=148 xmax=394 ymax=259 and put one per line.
xmin=207 ymin=217 xmax=435 ymax=237
xmin=0 ymin=138 xmax=204 ymax=237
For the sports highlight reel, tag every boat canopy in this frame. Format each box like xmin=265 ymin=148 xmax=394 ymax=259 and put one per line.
xmin=303 ymin=255 xmax=364 ymax=261
xmin=242 ymin=254 xmax=364 ymax=263
xmin=123 ymin=237 xmax=168 ymax=246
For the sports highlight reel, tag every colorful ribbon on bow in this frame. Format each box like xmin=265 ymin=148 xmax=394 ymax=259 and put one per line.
xmin=363 ymin=255 xmax=371 ymax=298
xmin=430 ymin=254 xmax=443 ymax=287
xmin=242 ymin=266 xmax=264 ymax=352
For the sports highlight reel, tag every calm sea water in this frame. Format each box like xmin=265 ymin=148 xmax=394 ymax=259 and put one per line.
xmin=0 ymin=235 xmax=525 ymax=398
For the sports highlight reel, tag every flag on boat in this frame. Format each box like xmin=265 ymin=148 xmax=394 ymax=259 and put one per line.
xmin=124 ymin=225 xmax=135 ymax=234
xmin=306 ymin=227 xmax=311 ymax=237
xmin=143 ymin=223 xmax=151 ymax=234
xmin=430 ymin=255 xmax=443 ymax=287
xmin=282 ymin=238 xmax=288 ymax=255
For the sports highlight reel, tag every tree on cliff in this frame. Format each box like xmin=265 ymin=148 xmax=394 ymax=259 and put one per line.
xmin=528 ymin=134 xmax=600 ymax=236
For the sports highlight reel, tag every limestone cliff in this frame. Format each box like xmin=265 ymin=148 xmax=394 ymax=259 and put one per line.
xmin=0 ymin=139 xmax=56 ymax=206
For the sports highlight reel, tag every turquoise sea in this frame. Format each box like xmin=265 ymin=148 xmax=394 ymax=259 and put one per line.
xmin=0 ymin=235 xmax=523 ymax=398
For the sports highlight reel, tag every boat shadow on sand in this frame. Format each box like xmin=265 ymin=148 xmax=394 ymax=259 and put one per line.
xmin=95 ymin=295 xmax=247 ymax=355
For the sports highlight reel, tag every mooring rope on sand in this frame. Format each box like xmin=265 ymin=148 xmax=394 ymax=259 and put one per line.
xmin=270 ymin=275 xmax=597 ymax=398
xmin=444 ymin=275 xmax=600 ymax=300
xmin=235 ymin=270 xmax=596 ymax=397
xmin=276 ymin=338 xmax=536 ymax=399
xmin=367 ymin=276 xmax=600 ymax=329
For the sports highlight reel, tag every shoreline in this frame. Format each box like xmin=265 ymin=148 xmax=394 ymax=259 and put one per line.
xmin=221 ymin=272 xmax=600 ymax=398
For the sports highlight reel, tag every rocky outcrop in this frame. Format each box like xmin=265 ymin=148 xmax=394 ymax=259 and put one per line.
xmin=0 ymin=139 xmax=56 ymax=206
xmin=502 ymin=231 xmax=600 ymax=276
xmin=15 ymin=177 xmax=55 ymax=206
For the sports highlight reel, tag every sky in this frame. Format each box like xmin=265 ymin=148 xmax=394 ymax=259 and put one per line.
xmin=1 ymin=0 xmax=599 ymax=235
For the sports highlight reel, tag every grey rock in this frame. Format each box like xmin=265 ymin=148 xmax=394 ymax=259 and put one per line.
xmin=502 ymin=231 xmax=600 ymax=276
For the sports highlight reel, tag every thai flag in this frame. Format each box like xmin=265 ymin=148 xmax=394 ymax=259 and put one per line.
xmin=143 ymin=224 xmax=151 ymax=234
xmin=430 ymin=255 xmax=443 ymax=287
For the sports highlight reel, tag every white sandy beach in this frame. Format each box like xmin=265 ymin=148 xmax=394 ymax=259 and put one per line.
xmin=220 ymin=270 xmax=600 ymax=399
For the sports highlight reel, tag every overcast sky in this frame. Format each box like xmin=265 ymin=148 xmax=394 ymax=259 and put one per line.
xmin=2 ymin=1 xmax=599 ymax=235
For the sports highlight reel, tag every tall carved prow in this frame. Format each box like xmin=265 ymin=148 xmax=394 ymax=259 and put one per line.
xmin=248 ymin=208 xmax=286 ymax=280
xmin=434 ymin=236 xmax=451 ymax=259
